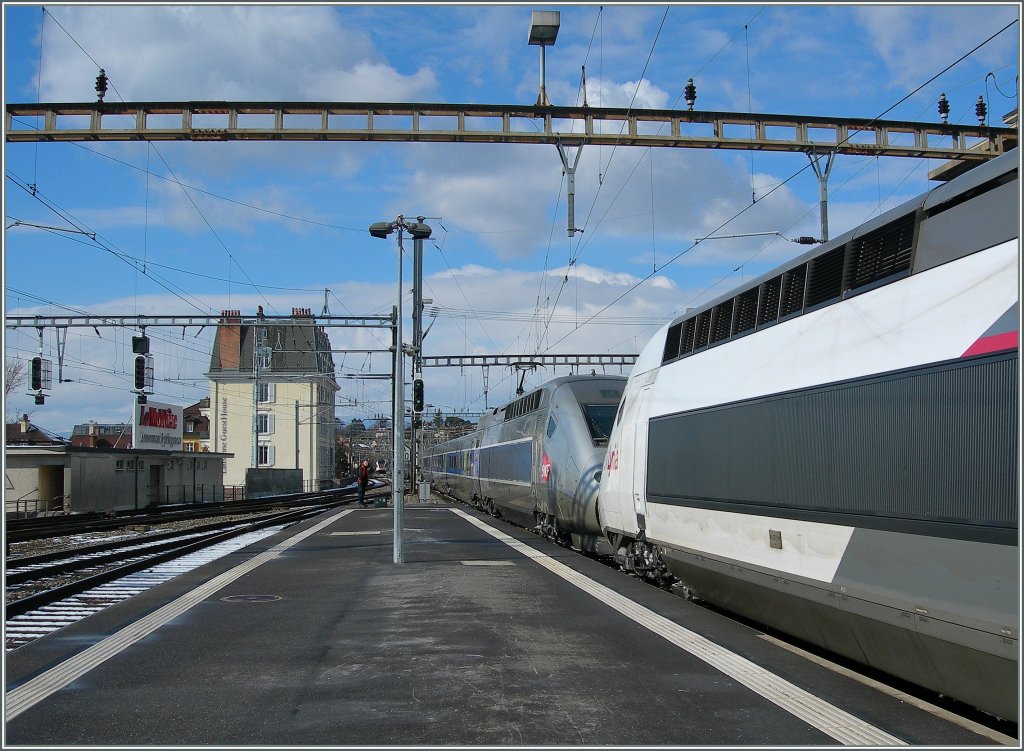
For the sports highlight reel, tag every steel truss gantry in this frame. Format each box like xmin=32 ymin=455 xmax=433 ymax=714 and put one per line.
xmin=5 ymin=101 xmax=1016 ymax=161
xmin=3 ymin=314 xmax=393 ymax=329
xmin=422 ymin=353 xmax=637 ymax=368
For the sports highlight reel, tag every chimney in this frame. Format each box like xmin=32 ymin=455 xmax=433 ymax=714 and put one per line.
xmin=19 ymin=414 xmax=30 ymax=433
xmin=218 ymin=309 xmax=242 ymax=370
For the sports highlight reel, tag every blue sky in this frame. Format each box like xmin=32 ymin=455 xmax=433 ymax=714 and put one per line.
xmin=3 ymin=3 xmax=1020 ymax=436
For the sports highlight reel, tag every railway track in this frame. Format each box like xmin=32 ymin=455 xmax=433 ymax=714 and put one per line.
xmin=5 ymin=486 xmax=362 ymax=545
xmin=4 ymin=487 xmax=390 ymax=651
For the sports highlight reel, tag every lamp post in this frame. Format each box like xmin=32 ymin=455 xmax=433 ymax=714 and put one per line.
xmin=369 ymin=216 xmax=432 ymax=564
xmin=528 ymin=11 xmax=560 ymax=107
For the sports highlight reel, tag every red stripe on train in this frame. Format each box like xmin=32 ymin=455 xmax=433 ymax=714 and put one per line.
xmin=962 ymin=331 xmax=1019 ymax=357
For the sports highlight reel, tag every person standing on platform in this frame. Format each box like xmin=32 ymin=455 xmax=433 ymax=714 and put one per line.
xmin=356 ymin=459 xmax=371 ymax=507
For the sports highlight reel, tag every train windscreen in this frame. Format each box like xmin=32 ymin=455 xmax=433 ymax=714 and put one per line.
xmin=583 ymin=404 xmax=618 ymax=442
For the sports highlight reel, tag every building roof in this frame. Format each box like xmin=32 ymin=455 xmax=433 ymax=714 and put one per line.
xmin=206 ymin=308 xmax=337 ymax=385
xmin=5 ymin=419 xmax=66 ymax=447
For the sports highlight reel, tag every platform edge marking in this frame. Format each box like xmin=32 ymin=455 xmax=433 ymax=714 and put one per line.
xmin=451 ymin=508 xmax=907 ymax=747
xmin=4 ymin=509 xmax=353 ymax=723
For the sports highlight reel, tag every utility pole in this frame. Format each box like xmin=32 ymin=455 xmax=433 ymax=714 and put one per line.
xmin=410 ymin=220 xmax=424 ymax=496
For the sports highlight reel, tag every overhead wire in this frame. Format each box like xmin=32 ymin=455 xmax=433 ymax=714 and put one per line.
xmin=577 ymin=18 xmax=1019 ymax=359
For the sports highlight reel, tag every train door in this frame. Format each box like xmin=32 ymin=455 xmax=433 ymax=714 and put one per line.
xmin=631 ymin=385 xmax=654 ymax=531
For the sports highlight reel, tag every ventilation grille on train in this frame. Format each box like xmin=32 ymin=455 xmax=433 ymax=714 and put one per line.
xmin=845 ymin=212 xmax=915 ymax=290
xmin=504 ymin=390 xmax=542 ymax=420
xmin=663 ymin=209 xmax=920 ymax=364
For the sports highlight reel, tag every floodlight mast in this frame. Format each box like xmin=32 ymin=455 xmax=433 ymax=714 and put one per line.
xmin=367 ymin=215 xmax=432 ymax=565
xmin=528 ymin=11 xmax=560 ymax=107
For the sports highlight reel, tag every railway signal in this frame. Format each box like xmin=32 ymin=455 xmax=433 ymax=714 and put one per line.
xmin=133 ymin=354 xmax=153 ymax=393
xmin=29 ymin=356 xmax=51 ymax=404
xmin=413 ymin=377 xmax=425 ymax=413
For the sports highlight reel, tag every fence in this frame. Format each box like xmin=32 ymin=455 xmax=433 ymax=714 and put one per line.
xmin=146 ymin=484 xmax=246 ymax=505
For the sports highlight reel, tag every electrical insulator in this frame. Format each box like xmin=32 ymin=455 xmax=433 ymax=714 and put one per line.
xmin=134 ymin=355 xmax=147 ymax=391
xmin=684 ymin=78 xmax=697 ymax=110
xmin=975 ymin=95 xmax=987 ymax=125
xmin=937 ymin=93 xmax=950 ymax=124
xmin=95 ymin=69 xmax=108 ymax=102
xmin=413 ymin=378 xmax=425 ymax=413
xmin=31 ymin=357 xmax=42 ymax=390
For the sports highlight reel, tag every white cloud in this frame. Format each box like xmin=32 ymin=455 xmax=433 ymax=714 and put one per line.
xmin=38 ymin=6 xmax=437 ymax=102
xmin=852 ymin=6 xmax=1019 ymax=92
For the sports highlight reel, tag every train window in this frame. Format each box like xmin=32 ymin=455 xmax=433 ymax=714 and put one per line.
xmin=547 ymin=416 xmax=557 ymax=438
xmin=583 ymin=404 xmax=617 ymax=443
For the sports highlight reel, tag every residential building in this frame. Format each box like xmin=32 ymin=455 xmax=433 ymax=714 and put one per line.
xmin=6 ymin=415 xmax=65 ymax=448
xmin=70 ymin=420 xmax=132 ymax=449
xmin=205 ymin=308 xmax=338 ymax=490
xmin=183 ymin=398 xmax=211 ymax=452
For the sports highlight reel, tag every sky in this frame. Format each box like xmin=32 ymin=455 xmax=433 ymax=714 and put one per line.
xmin=2 ymin=2 xmax=1020 ymax=437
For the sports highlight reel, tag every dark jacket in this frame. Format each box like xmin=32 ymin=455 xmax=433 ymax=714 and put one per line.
xmin=357 ymin=464 xmax=370 ymax=488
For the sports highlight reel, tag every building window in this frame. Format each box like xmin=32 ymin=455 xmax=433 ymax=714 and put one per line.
xmin=185 ymin=443 xmax=195 ymax=452
xmin=257 ymin=413 xmax=275 ymax=434
xmin=257 ymin=444 xmax=275 ymax=466
xmin=115 ymin=460 xmax=124 ymax=471
xmin=257 ymin=382 xmax=275 ymax=403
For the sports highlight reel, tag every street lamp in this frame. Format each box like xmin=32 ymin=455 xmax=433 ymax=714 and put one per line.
xmin=528 ymin=10 xmax=560 ymax=106
xmin=368 ymin=215 xmax=432 ymax=564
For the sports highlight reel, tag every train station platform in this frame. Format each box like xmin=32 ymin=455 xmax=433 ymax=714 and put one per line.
xmin=4 ymin=499 xmax=1015 ymax=746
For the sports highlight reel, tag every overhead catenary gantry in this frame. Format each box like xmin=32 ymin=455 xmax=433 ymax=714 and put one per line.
xmin=2 ymin=314 xmax=394 ymax=329
xmin=5 ymin=100 xmax=1014 ymax=159
xmin=9 ymin=99 xmax=1016 ymax=240
xmin=421 ymin=353 xmax=637 ymax=368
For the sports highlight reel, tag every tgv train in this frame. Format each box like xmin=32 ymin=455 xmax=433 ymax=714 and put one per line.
xmin=423 ymin=375 xmax=626 ymax=552
xmin=598 ymin=149 xmax=1019 ymax=720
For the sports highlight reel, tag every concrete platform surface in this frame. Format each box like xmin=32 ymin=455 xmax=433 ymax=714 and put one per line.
xmin=4 ymin=503 xmax=1011 ymax=746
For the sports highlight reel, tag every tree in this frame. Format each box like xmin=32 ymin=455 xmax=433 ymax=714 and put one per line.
xmin=5 ymin=359 xmax=29 ymax=425
xmin=5 ymin=359 xmax=26 ymax=397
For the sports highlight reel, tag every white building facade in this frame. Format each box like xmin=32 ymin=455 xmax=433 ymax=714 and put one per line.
xmin=205 ymin=308 xmax=338 ymax=490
